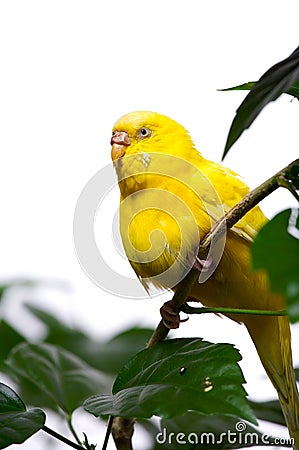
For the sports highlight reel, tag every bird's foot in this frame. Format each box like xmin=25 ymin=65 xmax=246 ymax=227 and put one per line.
xmin=160 ymin=300 xmax=189 ymax=329
xmin=193 ymin=256 xmax=213 ymax=272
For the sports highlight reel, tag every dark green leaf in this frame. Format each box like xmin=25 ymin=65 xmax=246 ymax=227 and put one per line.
xmin=96 ymin=327 xmax=155 ymax=374
xmin=26 ymin=304 xmax=153 ymax=375
xmin=6 ymin=343 xmax=111 ymax=414
xmin=287 ymin=80 xmax=299 ymax=99
xmin=219 ymin=80 xmax=299 ymax=100
xmin=0 ymin=286 xmax=7 ymax=303
xmin=10 ymin=378 xmax=59 ymax=412
xmin=0 ymin=409 xmax=45 ymax=449
xmin=222 ymin=45 xmax=299 ymax=157
xmin=84 ymin=338 xmax=256 ymax=423
xmin=0 ymin=383 xmax=45 ymax=449
xmin=0 ymin=382 xmax=25 ymax=413
xmin=219 ymin=82 xmax=256 ymax=92
xmin=159 ymin=412 xmax=282 ymax=449
xmin=25 ymin=304 xmax=98 ymax=365
xmin=0 ymin=321 xmax=25 ymax=370
xmin=251 ymin=208 xmax=299 ymax=323
xmin=249 ymin=399 xmax=285 ymax=427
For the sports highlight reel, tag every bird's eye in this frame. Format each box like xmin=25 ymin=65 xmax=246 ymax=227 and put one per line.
xmin=138 ymin=127 xmax=152 ymax=139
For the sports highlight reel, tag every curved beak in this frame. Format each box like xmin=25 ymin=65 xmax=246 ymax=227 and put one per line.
xmin=111 ymin=131 xmax=130 ymax=161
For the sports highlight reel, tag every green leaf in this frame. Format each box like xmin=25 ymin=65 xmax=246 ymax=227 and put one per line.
xmin=222 ymin=45 xmax=299 ymax=157
xmin=219 ymin=82 xmax=256 ymax=93
xmin=10 ymin=378 xmax=59 ymax=412
xmin=26 ymin=304 xmax=154 ymax=375
xmin=0 ymin=321 xmax=25 ymax=370
xmin=84 ymin=338 xmax=256 ymax=423
xmin=251 ymin=208 xmax=299 ymax=323
xmin=6 ymin=343 xmax=111 ymax=414
xmin=0 ymin=383 xmax=45 ymax=449
xmin=219 ymin=80 xmax=299 ymax=100
xmin=0 ymin=286 xmax=7 ymax=303
xmin=0 ymin=382 xmax=26 ymax=413
xmin=96 ymin=327 xmax=156 ymax=374
xmin=249 ymin=399 xmax=285 ymax=427
xmin=159 ymin=412 xmax=279 ymax=449
xmin=287 ymin=80 xmax=299 ymax=99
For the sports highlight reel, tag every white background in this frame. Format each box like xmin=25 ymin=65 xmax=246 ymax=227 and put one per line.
xmin=0 ymin=1 xmax=299 ymax=449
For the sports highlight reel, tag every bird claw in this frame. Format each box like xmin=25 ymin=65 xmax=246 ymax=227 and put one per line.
xmin=193 ymin=256 xmax=213 ymax=272
xmin=160 ymin=300 xmax=189 ymax=329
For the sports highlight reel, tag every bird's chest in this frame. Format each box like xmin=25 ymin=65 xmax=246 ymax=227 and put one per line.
xmin=119 ymin=188 xmax=203 ymax=287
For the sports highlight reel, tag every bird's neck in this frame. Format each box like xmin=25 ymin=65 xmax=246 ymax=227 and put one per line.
xmin=117 ymin=148 xmax=205 ymax=200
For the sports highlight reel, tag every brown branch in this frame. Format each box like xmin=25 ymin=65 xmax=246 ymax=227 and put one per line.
xmin=111 ymin=417 xmax=135 ymax=450
xmin=147 ymin=158 xmax=299 ymax=347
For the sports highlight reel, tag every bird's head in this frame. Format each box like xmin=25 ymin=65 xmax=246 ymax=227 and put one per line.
xmin=111 ymin=111 xmax=194 ymax=162
xmin=111 ymin=111 xmax=197 ymax=196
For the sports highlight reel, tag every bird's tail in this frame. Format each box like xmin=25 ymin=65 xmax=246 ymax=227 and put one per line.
xmin=245 ymin=314 xmax=299 ymax=449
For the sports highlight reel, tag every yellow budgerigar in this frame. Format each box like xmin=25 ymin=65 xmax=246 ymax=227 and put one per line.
xmin=110 ymin=111 xmax=299 ymax=447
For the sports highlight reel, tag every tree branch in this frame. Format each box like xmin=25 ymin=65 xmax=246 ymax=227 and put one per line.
xmin=147 ymin=158 xmax=299 ymax=346
xmin=111 ymin=417 xmax=135 ymax=450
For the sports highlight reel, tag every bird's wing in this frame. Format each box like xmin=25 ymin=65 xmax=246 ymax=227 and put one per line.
xmin=193 ymin=161 xmax=267 ymax=243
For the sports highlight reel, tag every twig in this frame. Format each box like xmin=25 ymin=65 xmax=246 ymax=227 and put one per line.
xmin=42 ymin=425 xmax=85 ymax=450
xmin=181 ymin=304 xmax=287 ymax=316
xmin=68 ymin=415 xmax=82 ymax=446
xmin=147 ymin=158 xmax=299 ymax=347
xmin=102 ymin=416 xmax=114 ymax=450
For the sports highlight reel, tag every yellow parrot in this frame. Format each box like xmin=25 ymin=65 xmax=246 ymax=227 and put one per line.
xmin=110 ymin=111 xmax=299 ymax=447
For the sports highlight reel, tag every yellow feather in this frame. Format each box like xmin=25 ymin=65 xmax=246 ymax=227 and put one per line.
xmin=112 ymin=111 xmax=299 ymax=447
